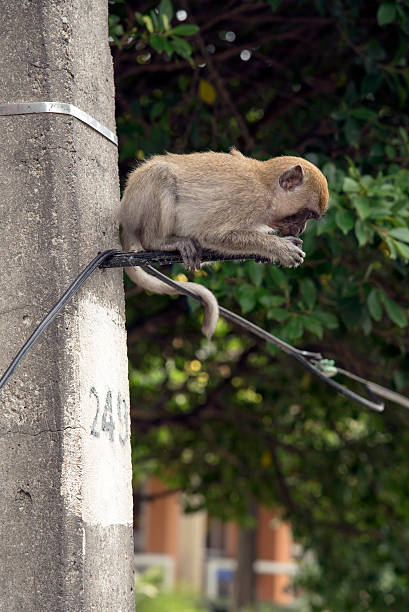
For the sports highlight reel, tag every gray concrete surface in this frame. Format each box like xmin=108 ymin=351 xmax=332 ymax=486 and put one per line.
xmin=0 ymin=2 xmax=134 ymax=610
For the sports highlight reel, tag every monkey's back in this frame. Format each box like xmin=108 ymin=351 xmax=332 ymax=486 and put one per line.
xmin=160 ymin=151 xmax=269 ymax=233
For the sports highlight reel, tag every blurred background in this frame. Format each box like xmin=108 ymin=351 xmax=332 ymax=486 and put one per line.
xmin=109 ymin=1 xmax=409 ymax=610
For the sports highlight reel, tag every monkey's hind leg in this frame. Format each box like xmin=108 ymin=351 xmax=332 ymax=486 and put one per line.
xmin=175 ymin=238 xmax=202 ymax=271
xmin=135 ymin=161 xmax=202 ymax=269
xmin=146 ymin=236 xmax=203 ymax=271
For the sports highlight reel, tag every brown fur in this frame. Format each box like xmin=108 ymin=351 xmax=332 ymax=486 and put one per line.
xmin=120 ymin=149 xmax=329 ymax=337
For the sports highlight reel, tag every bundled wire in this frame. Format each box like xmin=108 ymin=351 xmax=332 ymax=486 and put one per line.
xmin=0 ymin=250 xmax=120 ymax=392
xmin=1 ymin=249 xmax=408 ymax=414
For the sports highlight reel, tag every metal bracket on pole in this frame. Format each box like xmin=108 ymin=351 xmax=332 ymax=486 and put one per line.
xmin=0 ymin=102 xmax=118 ymax=146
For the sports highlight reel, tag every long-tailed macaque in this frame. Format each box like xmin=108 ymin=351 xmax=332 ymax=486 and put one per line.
xmin=120 ymin=149 xmax=329 ymax=338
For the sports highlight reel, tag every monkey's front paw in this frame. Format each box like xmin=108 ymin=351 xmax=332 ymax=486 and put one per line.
xmin=286 ymin=236 xmax=303 ymax=247
xmin=272 ymin=236 xmax=306 ymax=268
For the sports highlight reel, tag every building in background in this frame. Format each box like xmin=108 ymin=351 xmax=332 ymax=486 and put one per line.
xmin=134 ymin=477 xmax=297 ymax=607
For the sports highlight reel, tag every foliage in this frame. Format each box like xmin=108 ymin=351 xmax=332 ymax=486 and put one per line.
xmin=134 ymin=567 xmax=209 ymax=612
xmin=110 ymin=1 xmax=409 ymax=610
xmin=109 ymin=0 xmax=198 ymax=62
xmin=133 ymin=567 xmax=297 ymax=612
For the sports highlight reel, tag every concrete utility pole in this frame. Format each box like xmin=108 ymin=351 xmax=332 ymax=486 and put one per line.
xmin=0 ymin=3 xmax=134 ymax=611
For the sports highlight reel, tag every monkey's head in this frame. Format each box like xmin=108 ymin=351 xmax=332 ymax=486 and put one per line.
xmin=265 ymin=157 xmax=329 ymax=237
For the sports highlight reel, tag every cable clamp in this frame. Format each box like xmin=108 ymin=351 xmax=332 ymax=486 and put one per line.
xmin=0 ymin=101 xmax=118 ymax=146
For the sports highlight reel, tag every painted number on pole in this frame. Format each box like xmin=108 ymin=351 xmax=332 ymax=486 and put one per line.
xmin=89 ymin=386 xmax=129 ymax=445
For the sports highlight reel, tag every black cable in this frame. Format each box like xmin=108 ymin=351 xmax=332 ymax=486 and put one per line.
xmin=141 ymin=264 xmax=385 ymax=413
xmin=335 ymin=366 xmax=409 ymax=409
xmin=0 ymin=250 xmax=387 ymax=413
xmin=100 ymin=249 xmax=270 ymax=269
xmin=0 ymin=249 xmax=120 ymax=392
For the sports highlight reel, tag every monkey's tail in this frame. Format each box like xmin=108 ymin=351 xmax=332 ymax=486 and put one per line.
xmin=121 ymin=232 xmax=219 ymax=339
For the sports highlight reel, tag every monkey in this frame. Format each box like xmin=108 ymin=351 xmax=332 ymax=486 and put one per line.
xmin=120 ymin=149 xmax=329 ymax=338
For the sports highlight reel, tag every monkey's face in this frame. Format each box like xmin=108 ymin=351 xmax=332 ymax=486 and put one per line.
xmin=272 ymin=207 xmax=320 ymax=237
xmin=268 ymin=161 xmax=327 ymax=236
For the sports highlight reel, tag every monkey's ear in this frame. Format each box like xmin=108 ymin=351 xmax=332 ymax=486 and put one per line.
xmin=279 ymin=165 xmax=304 ymax=190
xmin=230 ymin=147 xmax=244 ymax=158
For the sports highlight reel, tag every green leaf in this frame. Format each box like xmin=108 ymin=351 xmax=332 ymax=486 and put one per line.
xmin=379 ymin=183 xmax=396 ymax=195
xmin=161 ymin=13 xmax=171 ymax=31
xmin=384 ymin=237 xmax=398 ymax=259
xmin=385 ymin=145 xmax=396 ymax=159
xmin=370 ymin=207 xmax=393 ymax=219
xmin=245 ymin=260 xmax=264 ymax=287
xmin=380 ymin=292 xmax=407 ymax=327
xmin=344 ymin=118 xmax=360 ymax=147
xmin=355 ymin=220 xmax=371 ymax=246
xmin=150 ymin=101 xmax=165 ymax=120
xmin=377 ymin=3 xmax=396 ymax=26
xmin=178 ymin=74 xmax=189 ymax=91
xmin=170 ymin=35 xmax=192 ymax=54
xmin=343 ymin=177 xmax=360 ymax=192
xmin=322 ymin=162 xmax=337 ymax=185
xmin=361 ymin=72 xmax=383 ymax=96
xmin=150 ymin=9 xmax=160 ymax=30
xmin=393 ymin=370 xmax=407 ymax=391
xmin=388 ymin=227 xmax=409 ymax=243
xmin=314 ymin=311 xmax=338 ymax=330
xmin=111 ymin=24 xmax=124 ymax=37
xmin=159 ymin=0 xmax=174 ymax=23
xmin=336 ymin=209 xmax=355 ymax=234
xmin=157 ymin=426 xmax=172 ymax=445
xmin=171 ymin=24 xmax=199 ymax=36
xmin=360 ymin=175 xmax=374 ymax=189
xmin=142 ymin=15 xmax=154 ymax=33
xmin=351 ymin=195 xmax=371 ymax=220
xmin=394 ymin=240 xmax=409 ymax=260
xmin=162 ymin=38 xmax=174 ymax=57
xmin=300 ymin=279 xmax=317 ymax=310
xmin=282 ymin=316 xmax=303 ymax=340
xmin=151 ymin=35 xmax=174 ymax=57
xmin=236 ymin=284 xmax=257 ymax=313
xmin=266 ymin=343 xmax=279 ymax=357
xmin=267 ymin=307 xmax=291 ymax=323
xmin=301 ymin=315 xmax=324 ymax=338
xmin=258 ymin=294 xmax=285 ymax=307
xmin=354 ymin=221 xmax=367 ymax=246
xmin=267 ymin=266 xmax=287 ymax=288
xmin=399 ymin=126 xmax=409 ymax=144
xmin=349 ymin=107 xmax=378 ymax=122
xmin=367 ymin=289 xmax=383 ymax=321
